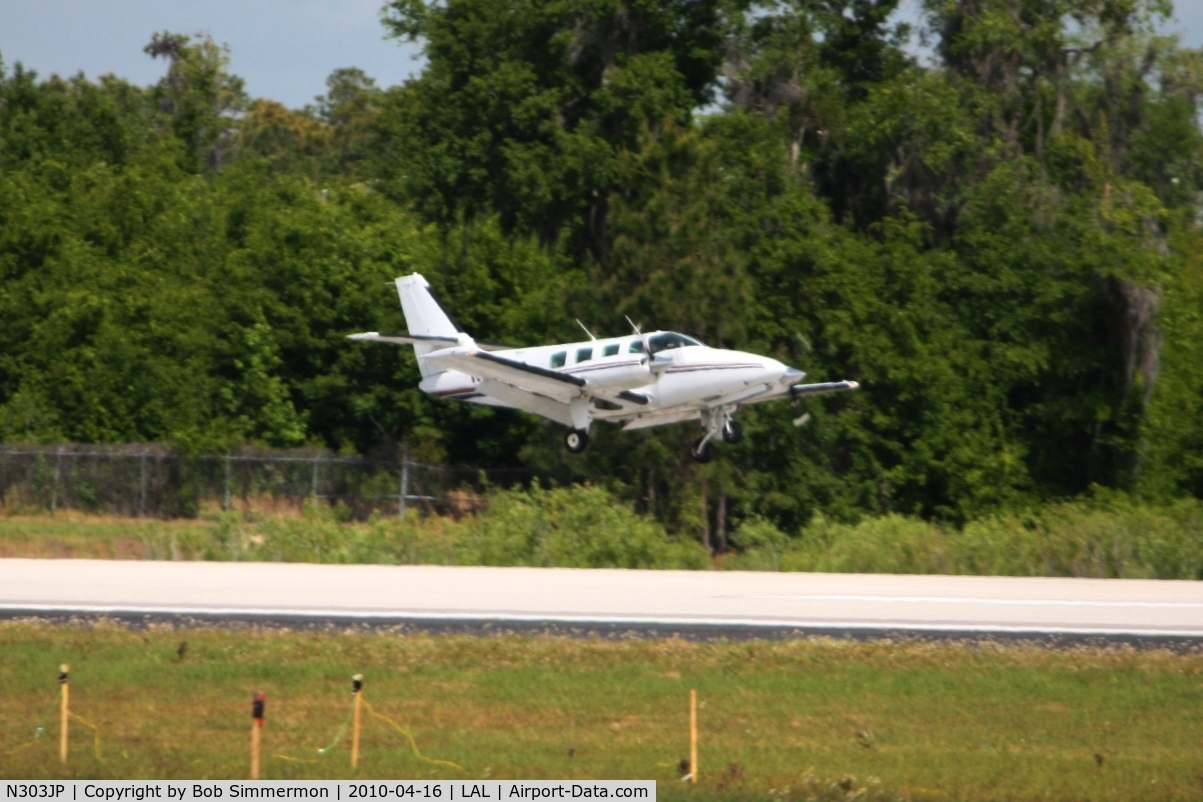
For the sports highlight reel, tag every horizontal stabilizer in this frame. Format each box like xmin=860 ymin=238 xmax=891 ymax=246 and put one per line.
xmin=789 ymin=380 xmax=859 ymax=399
xmin=347 ymin=332 xmax=515 ymax=352
xmin=348 ymin=332 xmax=460 ymax=347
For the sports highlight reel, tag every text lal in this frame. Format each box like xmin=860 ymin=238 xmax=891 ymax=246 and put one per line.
xmin=460 ymin=786 xmax=621 ymax=799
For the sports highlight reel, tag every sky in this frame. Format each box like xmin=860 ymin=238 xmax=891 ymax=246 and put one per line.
xmin=0 ymin=0 xmax=422 ymax=109
xmin=1 ymin=0 xmax=1201 ymax=110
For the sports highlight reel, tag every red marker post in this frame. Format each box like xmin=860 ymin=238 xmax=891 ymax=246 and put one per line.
xmin=250 ymin=692 xmax=265 ymax=780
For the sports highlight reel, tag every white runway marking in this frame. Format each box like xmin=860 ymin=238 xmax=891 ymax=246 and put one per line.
xmin=737 ymin=594 xmax=1203 ymax=609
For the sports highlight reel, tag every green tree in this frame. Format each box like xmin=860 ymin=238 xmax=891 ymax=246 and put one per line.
xmin=144 ymin=32 xmax=248 ymax=171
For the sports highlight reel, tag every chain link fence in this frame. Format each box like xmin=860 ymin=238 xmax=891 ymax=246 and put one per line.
xmin=0 ymin=444 xmax=533 ymax=519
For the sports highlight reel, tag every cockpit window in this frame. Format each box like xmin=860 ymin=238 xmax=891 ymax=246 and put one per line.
xmin=628 ymin=340 xmax=644 ymax=354
xmin=647 ymin=332 xmax=702 ymax=354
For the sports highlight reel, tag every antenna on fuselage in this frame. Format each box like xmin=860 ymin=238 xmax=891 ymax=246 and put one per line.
xmin=624 ymin=316 xmax=642 ymax=334
xmin=575 ymin=319 xmax=598 ymax=341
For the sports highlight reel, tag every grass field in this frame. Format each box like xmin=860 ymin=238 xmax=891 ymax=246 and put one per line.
xmin=1 ymin=622 xmax=1202 ymax=800
xmin=0 ymin=512 xmax=209 ymax=559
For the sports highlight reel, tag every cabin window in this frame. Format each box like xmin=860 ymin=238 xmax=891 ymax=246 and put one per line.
xmin=628 ymin=340 xmax=644 ymax=354
xmin=648 ymin=332 xmax=702 ymax=354
xmin=576 ymin=347 xmax=593 ymax=363
xmin=550 ymin=351 xmax=567 ymax=369
xmin=603 ymin=344 xmax=619 ymax=357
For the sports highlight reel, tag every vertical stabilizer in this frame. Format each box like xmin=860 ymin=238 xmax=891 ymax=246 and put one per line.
xmin=396 ymin=274 xmax=463 ymax=376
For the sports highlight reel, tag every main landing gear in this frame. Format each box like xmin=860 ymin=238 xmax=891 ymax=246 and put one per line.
xmin=565 ymin=429 xmax=590 ymax=454
xmin=691 ymin=407 xmax=741 ymax=463
xmin=563 ymin=408 xmax=742 ymax=461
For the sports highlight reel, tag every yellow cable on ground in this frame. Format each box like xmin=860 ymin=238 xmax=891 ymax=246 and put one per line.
xmin=68 ymin=712 xmax=102 ymax=761
xmin=360 ymin=697 xmax=464 ymax=771
xmin=273 ymin=693 xmax=356 ymax=765
xmin=0 ymin=739 xmax=38 ymax=757
xmin=2 ymin=687 xmax=63 ymax=756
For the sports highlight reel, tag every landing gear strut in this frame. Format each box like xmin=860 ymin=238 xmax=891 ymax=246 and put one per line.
xmin=691 ymin=407 xmax=739 ymax=463
xmin=565 ymin=429 xmax=590 ymax=454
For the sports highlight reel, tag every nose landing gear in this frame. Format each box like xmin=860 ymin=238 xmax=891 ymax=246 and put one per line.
xmin=692 ymin=407 xmax=740 ymax=462
xmin=691 ymin=437 xmax=716 ymax=463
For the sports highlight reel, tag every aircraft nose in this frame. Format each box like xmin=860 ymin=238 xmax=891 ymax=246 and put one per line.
xmin=781 ymin=366 xmax=806 ymax=384
xmin=761 ymin=359 xmax=790 ymax=382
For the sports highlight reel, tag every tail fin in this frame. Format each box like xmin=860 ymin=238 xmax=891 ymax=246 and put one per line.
xmin=396 ymin=274 xmax=465 ymax=377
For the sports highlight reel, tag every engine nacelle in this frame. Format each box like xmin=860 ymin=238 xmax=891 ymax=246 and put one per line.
xmin=580 ymin=356 xmax=653 ymax=392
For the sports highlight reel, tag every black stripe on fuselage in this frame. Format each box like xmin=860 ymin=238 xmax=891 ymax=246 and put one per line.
xmin=665 ymin=363 xmax=764 ymax=374
xmin=562 ymin=359 xmax=644 ymax=375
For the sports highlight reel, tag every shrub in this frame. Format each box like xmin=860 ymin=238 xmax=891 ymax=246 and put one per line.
xmin=202 ymin=484 xmax=708 ymax=569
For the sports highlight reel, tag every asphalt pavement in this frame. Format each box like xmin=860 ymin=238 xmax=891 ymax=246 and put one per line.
xmin=2 ymin=558 xmax=1202 ymax=643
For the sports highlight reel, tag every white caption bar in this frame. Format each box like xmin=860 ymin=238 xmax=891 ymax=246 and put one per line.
xmin=3 ymin=782 xmax=654 ymax=802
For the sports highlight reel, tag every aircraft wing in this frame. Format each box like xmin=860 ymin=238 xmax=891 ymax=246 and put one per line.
xmin=736 ymin=379 xmax=859 ymax=407
xmin=347 ymin=332 xmax=516 ymax=351
xmin=424 ymin=348 xmax=585 ymax=403
xmin=790 ymin=380 xmax=859 ymax=398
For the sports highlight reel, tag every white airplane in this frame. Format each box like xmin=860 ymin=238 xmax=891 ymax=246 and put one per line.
xmin=350 ymin=274 xmax=859 ymax=462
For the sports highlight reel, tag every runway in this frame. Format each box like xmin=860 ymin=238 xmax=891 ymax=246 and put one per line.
xmin=2 ymin=558 xmax=1202 ymax=644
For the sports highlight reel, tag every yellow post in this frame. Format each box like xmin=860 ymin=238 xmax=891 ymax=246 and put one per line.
xmin=251 ymin=692 xmax=265 ymax=780
xmin=689 ymin=688 xmax=697 ymax=784
xmin=351 ymin=675 xmax=364 ymax=769
xmin=59 ymin=665 xmax=69 ymax=764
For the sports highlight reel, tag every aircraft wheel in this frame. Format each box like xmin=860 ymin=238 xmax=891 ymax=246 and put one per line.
xmin=565 ymin=430 xmax=590 ymax=454
xmin=722 ymin=420 xmax=744 ymax=444
xmin=691 ymin=438 xmax=715 ymax=463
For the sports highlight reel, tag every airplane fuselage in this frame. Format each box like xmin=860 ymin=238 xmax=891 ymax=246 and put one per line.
xmin=418 ymin=332 xmax=800 ymax=429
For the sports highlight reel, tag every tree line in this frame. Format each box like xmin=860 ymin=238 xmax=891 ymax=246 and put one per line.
xmin=2 ymin=0 xmax=1202 ymax=543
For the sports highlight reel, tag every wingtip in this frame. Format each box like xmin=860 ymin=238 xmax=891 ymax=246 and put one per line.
xmin=848 ymin=380 xmax=860 ymax=390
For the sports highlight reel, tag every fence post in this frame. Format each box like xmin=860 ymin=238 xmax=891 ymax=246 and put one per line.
xmin=59 ymin=664 xmax=69 ymax=764
xmin=351 ymin=674 xmax=364 ymax=769
xmin=398 ymin=444 xmax=409 ymax=516
xmin=51 ymin=447 xmax=63 ymax=512
xmin=250 ymin=692 xmax=265 ymax=780
xmin=139 ymin=450 xmax=148 ymax=517
xmin=311 ymin=456 xmax=320 ymax=499
xmin=223 ymin=453 xmax=232 ymax=512
xmin=689 ymin=688 xmax=698 ymax=784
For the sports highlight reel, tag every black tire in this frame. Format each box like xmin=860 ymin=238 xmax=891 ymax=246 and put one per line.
xmin=722 ymin=420 xmax=744 ymax=444
xmin=565 ymin=430 xmax=590 ymax=454
xmin=691 ymin=438 xmax=715 ymax=463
